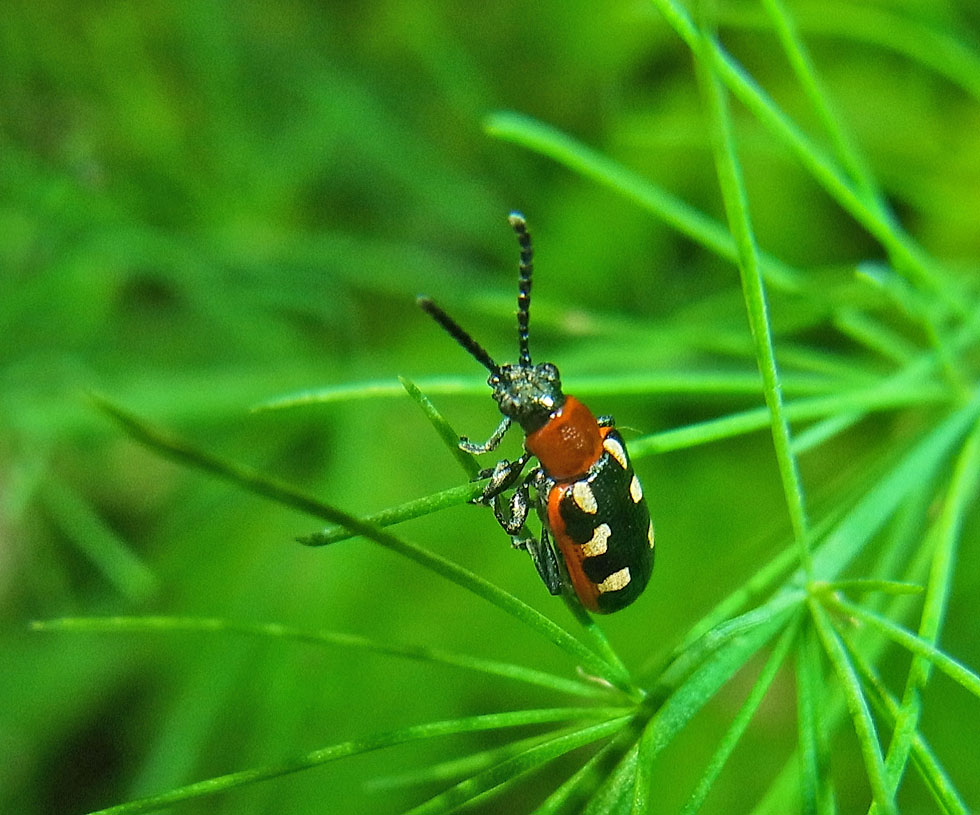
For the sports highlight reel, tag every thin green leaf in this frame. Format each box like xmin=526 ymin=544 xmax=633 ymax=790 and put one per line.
xmin=796 ymin=625 xmax=836 ymax=815
xmin=791 ymin=412 xmax=864 ymax=456
xmin=563 ymin=595 xmax=634 ymax=696
xmin=878 ymin=419 xmax=980 ymax=801
xmin=366 ymin=727 xmax=582 ymax=793
xmin=651 ymin=591 xmax=804 ymax=698
xmin=832 ymin=308 xmax=920 ymax=366
xmin=89 ymin=394 xmax=633 ymax=689
xmin=842 ymin=634 xmax=970 ymax=815
xmin=647 ymin=0 xmax=965 ymax=314
xmin=719 ymin=3 xmax=980 ymax=104
xmin=638 ymin=599 xmax=798 ymax=765
xmin=257 ymin=369 xmax=844 ymax=416
xmin=40 ymin=479 xmax=158 ymax=602
xmin=809 ymin=600 xmax=896 ymax=815
xmin=31 ymin=616 xmax=610 ymax=700
xmin=584 ymin=740 xmax=640 ymax=815
xmin=631 ymin=718 xmax=653 ymax=815
xmin=823 ymin=596 xmax=980 ymax=703
xmin=299 ymin=481 xmax=485 ymax=546
xmin=693 ymin=22 xmax=811 ymax=568
xmin=809 ymin=398 xmax=980 ymax=581
xmin=759 ymin=0 xmax=880 ymax=207
xmin=681 ymin=617 xmax=801 ymax=815
xmin=253 ymin=376 xmax=486 ymax=412
xmin=533 ymin=735 xmax=629 ymax=815
xmin=402 ymin=717 xmax=630 ymax=815
xmin=80 ymin=708 xmax=627 ymax=815
xmin=400 ymin=375 xmax=480 ymax=478
xmin=629 ymin=381 xmax=951 ymax=457
xmin=812 ymin=580 xmax=924 ymax=598
xmin=483 ymin=110 xmax=802 ymax=292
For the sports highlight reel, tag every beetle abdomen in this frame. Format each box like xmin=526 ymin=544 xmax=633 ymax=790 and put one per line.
xmin=546 ymin=428 xmax=654 ymax=613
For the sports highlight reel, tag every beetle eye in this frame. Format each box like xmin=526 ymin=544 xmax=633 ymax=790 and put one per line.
xmin=541 ymin=363 xmax=559 ymax=380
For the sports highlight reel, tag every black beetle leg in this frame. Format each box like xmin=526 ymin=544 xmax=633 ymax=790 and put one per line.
xmin=489 ymin=465 xmax=538 ymax=533
xmin=596 ymin=414 xmax=615 ymax=428
xmin=460 ymin=416 xmax=512 ymax=454
xmin=516 ymin=526 xmax=563 ymax=596
xmin=475 ymin=450 xmax=532 ymax=504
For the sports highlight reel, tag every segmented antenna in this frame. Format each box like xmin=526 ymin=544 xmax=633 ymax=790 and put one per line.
xmin=508 ymin=212 xmax=533 ymax=367
xmin=417 ymin=296 xmax=499 ymax=374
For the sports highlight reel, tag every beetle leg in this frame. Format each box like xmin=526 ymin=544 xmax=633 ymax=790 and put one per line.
xmin=596 ymin=414 xmax=615 ymax=428
xmin=516 ymin=527 xmax=563 ymax=596
xmin=460 ymin=416 xmax=512 ymax=454
xmin=475 ymin=450 xmax=532 ymax=504
xmin=488 ymin=463 xmax=536 ymax=531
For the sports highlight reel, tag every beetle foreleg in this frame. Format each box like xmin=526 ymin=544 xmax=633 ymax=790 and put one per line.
xmin=475 ymin=450 xmax=532 ymax=504
xmin=460 ymin=415 xmax=512 ymax=454
xmin=487 ymin=464 xmax=538 ymax=532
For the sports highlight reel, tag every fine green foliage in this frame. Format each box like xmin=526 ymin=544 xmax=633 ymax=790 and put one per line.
xmin=5 ymin=1 xmax=980 ymax=814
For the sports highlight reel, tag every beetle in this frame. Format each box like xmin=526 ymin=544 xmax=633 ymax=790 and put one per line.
xmin=418 ymin=212 xmax=654 ymax=613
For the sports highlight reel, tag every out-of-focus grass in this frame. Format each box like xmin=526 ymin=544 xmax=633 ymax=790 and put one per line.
xmin=3 ymin=1 xmax=980 ymax=814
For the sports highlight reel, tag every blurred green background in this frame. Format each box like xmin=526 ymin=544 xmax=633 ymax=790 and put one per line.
xmin=3 ymin=1 xmax=980 ymax=813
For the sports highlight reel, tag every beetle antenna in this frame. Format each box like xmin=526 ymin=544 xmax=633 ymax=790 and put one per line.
xmin=508 ymin=212 xmax=533 ymax=367
xmin=417 ymin=296 xmax=500 ymax=374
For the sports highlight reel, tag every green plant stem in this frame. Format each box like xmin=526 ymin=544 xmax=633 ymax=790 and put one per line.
xmin=843 ymin=635 xmax=971 ymax=815
xmin=694 ymin=23 xmax=811 ymax=570
xmin=484 ymin=110 xmax=802 ymax=292
xmin=80 ymin=708 xmax=629 ymax=815
xmin=681 ymin=616 xmax=801 ymax=815
xmin=401 ymin=717 xmax=629 ymax=815
xmin=874 ymin=417 xmax=980 ymax=804
xmin=796 ymin=624 xmax=836 ymax=815
xmin=647 ymin=0 xmax=966 ymax=315
xmin=809 ymin=599 xmax=897 ymax=815
xmin=759 ymin=0 xmax=880 ymax=208
xmin=31 ymin=616 xmax=611 ymax=700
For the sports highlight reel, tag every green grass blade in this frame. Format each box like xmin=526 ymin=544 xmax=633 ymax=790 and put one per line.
xmin=796 ymin=625 xmax=836 ymax=815
xmin=791 ymin=412 xmax=863 ymax=456
xmin=299 ymin=481 xmax=485 ymax=546
xmin=254 ymin=376 xmax=486 ymax=412
xmin=584 ymin=741 xmax=640 ymax=815
xmin=532 ymin=736 xmax=628 ymax=815
xmin=563 ymin=596 xmax=635 ymax=696
xmin=823 ymin=597 xmax=980 ymax=703
xmin=647 ymin=0 xmax=964 ymax=312
xmin=842 ymin=635 xmax=970 ymax=815
xmin=368 ymin=724 xmax=609 ymax=794
xmin=639 ymin=600 xmax=797 ymax=761
xmin=723 ymin=3 xmax=980 ymax=104
xmin=89 ymin=394 xmax=634 ymax=689
xmin=79 ymin=708 xmax=626 ymax=815
xmin=694 ymin=23 xmax=811 ymax=567
xmin=809 ymin=600 xmax=896 ymax=815
xmin=484 ymin=110 xmax=802 ymax=292
xmin=651 ymin=591 xmax=804 ymax=697
xmin=759 ymin=0 xmax=880 ymax=207
xmin=31 ymin=616 xmax=611 ymax=700
xmin=681 ymin=616 xmax=801 ymax=815
xmin=629 ymin=381 xmax=951 ymax=458
xmin=401 ymin=717 xmax=630 ymax=815
xmin=400 ymin=375 xmax=480 ymax=478
xmin=832 ymin=308 xmax=920 ymax=366
xmin=879 ymin=418 xmax=980 ymax=796
xmin=813 ymin=580 xmax=923 ymax=598
xmin=809 ymin=398 xmax=980 ymax=581
xmin=40 ymin=479 xmax=158 ymax=602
